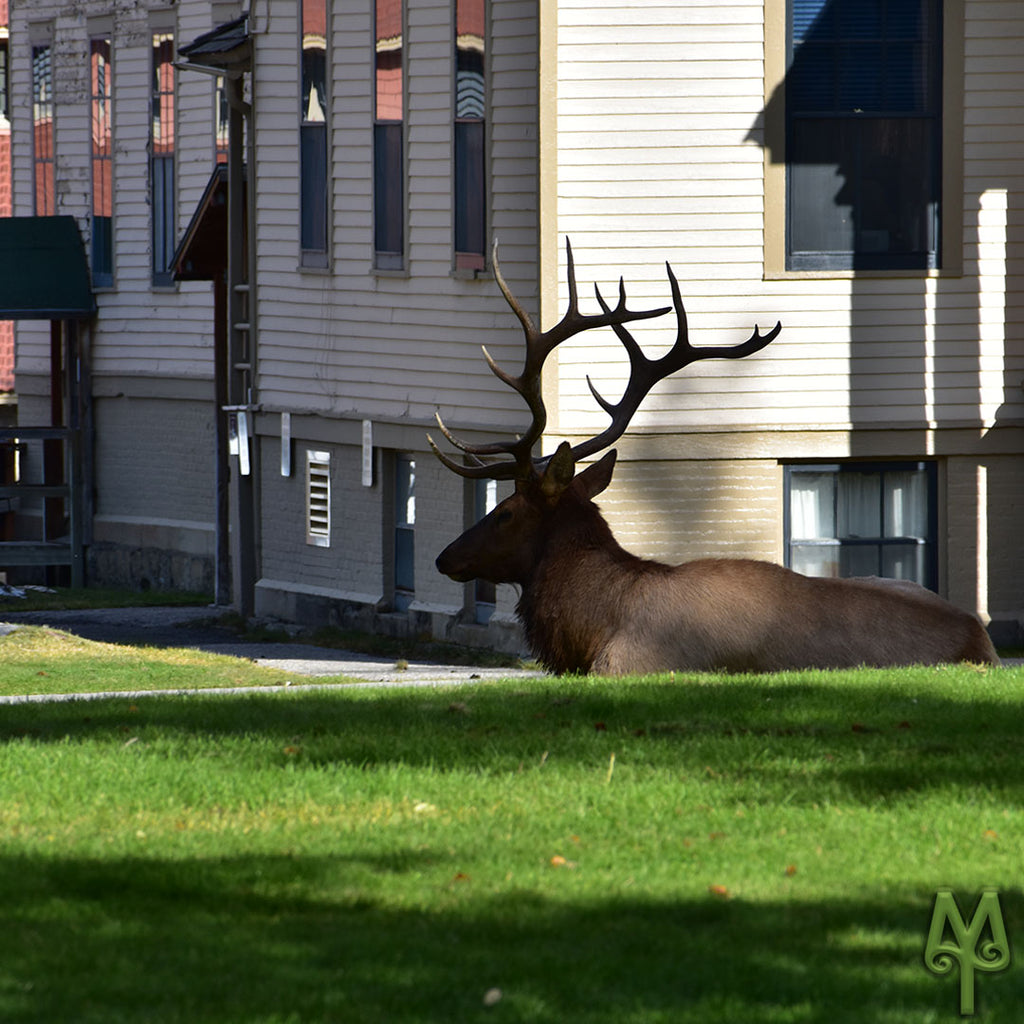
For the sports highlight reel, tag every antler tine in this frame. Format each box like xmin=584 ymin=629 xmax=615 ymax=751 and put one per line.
xmin=432 ymin=410 xmax=525 ymax=460
xmin=663 ymin=262 xmax=782 ymax=362
xmin=572 ymin=262 xmax=782 ymax=463
xmin=426 ymin=430 xmax=524 ymax=481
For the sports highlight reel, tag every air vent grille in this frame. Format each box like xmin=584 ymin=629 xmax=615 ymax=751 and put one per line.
xmin=306 ymin=450 xmax=331 ymax=547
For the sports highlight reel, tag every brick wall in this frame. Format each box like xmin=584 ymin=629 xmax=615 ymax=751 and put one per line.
xmin=601 ymin=457 xmax=783 ymax=566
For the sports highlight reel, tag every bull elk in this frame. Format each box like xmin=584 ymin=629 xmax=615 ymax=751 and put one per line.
xmin=430 ymin=241 xmax=1000 ymax=674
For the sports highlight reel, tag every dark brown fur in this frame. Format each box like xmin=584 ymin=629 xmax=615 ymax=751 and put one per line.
xmin=436 ymin=448 xmax=1000 ymax=674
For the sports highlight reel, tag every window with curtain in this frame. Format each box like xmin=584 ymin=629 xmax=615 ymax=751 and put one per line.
xmin=151 ymin=32 xmax=175 ymax=286
xmin=455 ymin=0 xmax=486 ymax=270
xmin=375 ymin=0 xmax=404 ymax=269
xmin=786 ymin=462 xmax=937 ymax=587
xmin=301 ymin=0 xmax=328 ymax=261
xmin=786 ymin=0 xmax=942 ymax=270
xmin=90 ymin=36 xmax=113 ymax=286
xmin=32 ymin=43 xmax=55 ymax=216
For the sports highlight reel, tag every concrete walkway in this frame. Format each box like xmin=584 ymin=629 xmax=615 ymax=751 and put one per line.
xmin=0 ymin=605 xmax=546 ymax=692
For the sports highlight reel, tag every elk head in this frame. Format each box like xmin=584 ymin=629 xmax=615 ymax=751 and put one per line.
xmin=430 ymin=239 xmax=782 ymax=588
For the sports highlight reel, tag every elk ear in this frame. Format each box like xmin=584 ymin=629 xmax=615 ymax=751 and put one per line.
xmin=571 ymin=449 xmax=617 ymax=501
xmin=539 ymin=441 xmax=576 ymax=502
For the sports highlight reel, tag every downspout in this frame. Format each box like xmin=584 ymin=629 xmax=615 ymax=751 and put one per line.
xmin=225 ymin=74 xmax=258 ymax=617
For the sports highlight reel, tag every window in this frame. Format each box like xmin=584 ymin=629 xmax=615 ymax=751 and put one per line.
xmin=0 ymin=33 xmax=9 ymax=126
xmin=394 ymin=455 xmax=415 ymax=609
xmin=306 ymin=450 xmax=331 ymax=547
xmin=374 ymin=0 xmax=404 ymax=269
xmin=90 ymin=36 xmax=113 ymax=286
xmin=151 ymin=32 xmax=175 ymax=286
xmin=301 ymin=0 xmax=328 ymax=261
xmin=786 ymin=0 xmax=942 ymax=270
xmin=473 ymin=477 xmax=496 ymax=623
xmin=214 ymin=76 xmax=229 ymax=164
xmin=785 ymin=462 xmax=937 ymax=588
xmin=454 ymin=0 xmax=486 ymax=270
xmin=32 ymin=43 xmax=55 ymax=216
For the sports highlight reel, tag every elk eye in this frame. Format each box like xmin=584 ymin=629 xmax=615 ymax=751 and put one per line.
xmin=495 ymin=509 xmax=513 ymax=526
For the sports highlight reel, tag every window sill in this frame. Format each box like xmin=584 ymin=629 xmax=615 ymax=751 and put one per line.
xmin=451 ymin=265 xmax=487 ymax=281
xmin=300 ymin=250 xmax=330 ymax=272
xmin=764 ymin=266 xmax=962 ymax=282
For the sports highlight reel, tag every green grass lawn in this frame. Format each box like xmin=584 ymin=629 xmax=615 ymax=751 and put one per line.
xmin=0 ymin=647 xmax=1022 ymax=1022
xmin=0 ymin=626 xmax=305 ymax=695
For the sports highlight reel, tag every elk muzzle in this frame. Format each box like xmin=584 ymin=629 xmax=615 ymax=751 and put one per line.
xmin=435 ymin=538 xmax=475 ymax=583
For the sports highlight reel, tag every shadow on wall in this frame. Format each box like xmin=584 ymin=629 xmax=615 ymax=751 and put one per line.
xmin=750 ymin=0 xmax=1023 ymax=635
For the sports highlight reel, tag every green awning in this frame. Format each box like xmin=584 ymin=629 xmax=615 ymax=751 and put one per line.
xmin=0 ymin=216 xmax=96 ymax=319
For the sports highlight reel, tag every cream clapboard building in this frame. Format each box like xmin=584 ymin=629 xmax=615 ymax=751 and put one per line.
xmin=6 ymin=0 xmax=1023 ymax=650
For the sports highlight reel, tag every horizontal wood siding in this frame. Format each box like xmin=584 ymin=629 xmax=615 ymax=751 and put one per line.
xmin=253 ymin=0 xmax=541 ymax=438
xmin=10 ymin=0 xmax=220 ymax=387
xmin=554 ymin=0 xmax=1024 ymax=436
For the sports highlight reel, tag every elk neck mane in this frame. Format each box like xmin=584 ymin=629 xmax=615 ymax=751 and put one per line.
xmin=517 ymin=491 xmax=668 ymax=674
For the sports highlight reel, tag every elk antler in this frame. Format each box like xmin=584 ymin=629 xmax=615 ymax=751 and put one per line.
xmin=571 ymin=264 xmax=782 ymax=463
xmin=428 ymin=238 xmax=670 ymax=480
xmin=428 ymin=239 xmax=782 ymax=480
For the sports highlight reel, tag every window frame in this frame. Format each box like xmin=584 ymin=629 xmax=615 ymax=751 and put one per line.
xmin=763 ymin=0 xmax=964 ymax=279
xmin=300 ymin=0 xmax=330 ymax=267
xmin=471 ymin=476 xmax=497 ymax=623
xmin=89 ymin=33 xmax=114 ymax=288
xmin=393 ymin=454 xmax=416 ymax=610
xmin=783 ymin=461 xmax=939 ymax=590
xmin=453 ymin=0 xmax=488 ymax=273
xmin=150 ymin=30 xmax=176 ymax=287
xmin=31 ymin=40 xmax=56 ymax=217
xmin=374 ymin=0 xmax=406 ymax=271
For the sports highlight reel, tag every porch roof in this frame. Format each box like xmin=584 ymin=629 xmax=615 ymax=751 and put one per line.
xmin=178 ymin=15 xmax=251 ymax=74
xmin=0 ymin=216 xmax=96 ymax=320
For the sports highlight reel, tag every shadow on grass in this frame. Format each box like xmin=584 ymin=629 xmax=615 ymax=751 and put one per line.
xmin=1 ymin=851 xmax=1021 ymax=1024
xmin=3 ymin=674 xmax=1024 ymax=804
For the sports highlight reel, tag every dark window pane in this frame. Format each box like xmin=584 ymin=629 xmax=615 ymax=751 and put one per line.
xmin=152 ymin=156 xmax=175 ymax=282
xmin=839 ymin=0 xmax=881 ymax=39
xmin=788 ymin=42 xmax=836 ymax=111
xmin=888 ymin=0 xmax=932 ymax=40
xmin=838 ymin=43 xmax=883 ymax=110
xmin=455 ymin=120 xmax=485 ymax=257
xmin=789 ymin=117 xmax=938 ymax=270
xmin=374 ymin=122 xmax=403 ymax=256
xmin=885 ymin=42 xmax=934 ymax=111
xmin=301 ymin=124 xmax=327 ymax=252
xmin=840 ymin=545 xmax=881 ymax=577
xmin=92 ymin=216 xmax=113 ymax=286
xmin=395 ymin=528 xmax=415 ymax=592
xmin=882 ymin=543 xmax=926 ymax=582
xmin=792 ymin=0 xmax=833 ymax=42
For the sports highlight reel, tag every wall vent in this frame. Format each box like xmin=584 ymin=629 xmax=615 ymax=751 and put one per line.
xmin=306 ymin=450 xmax=331 ymax=547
